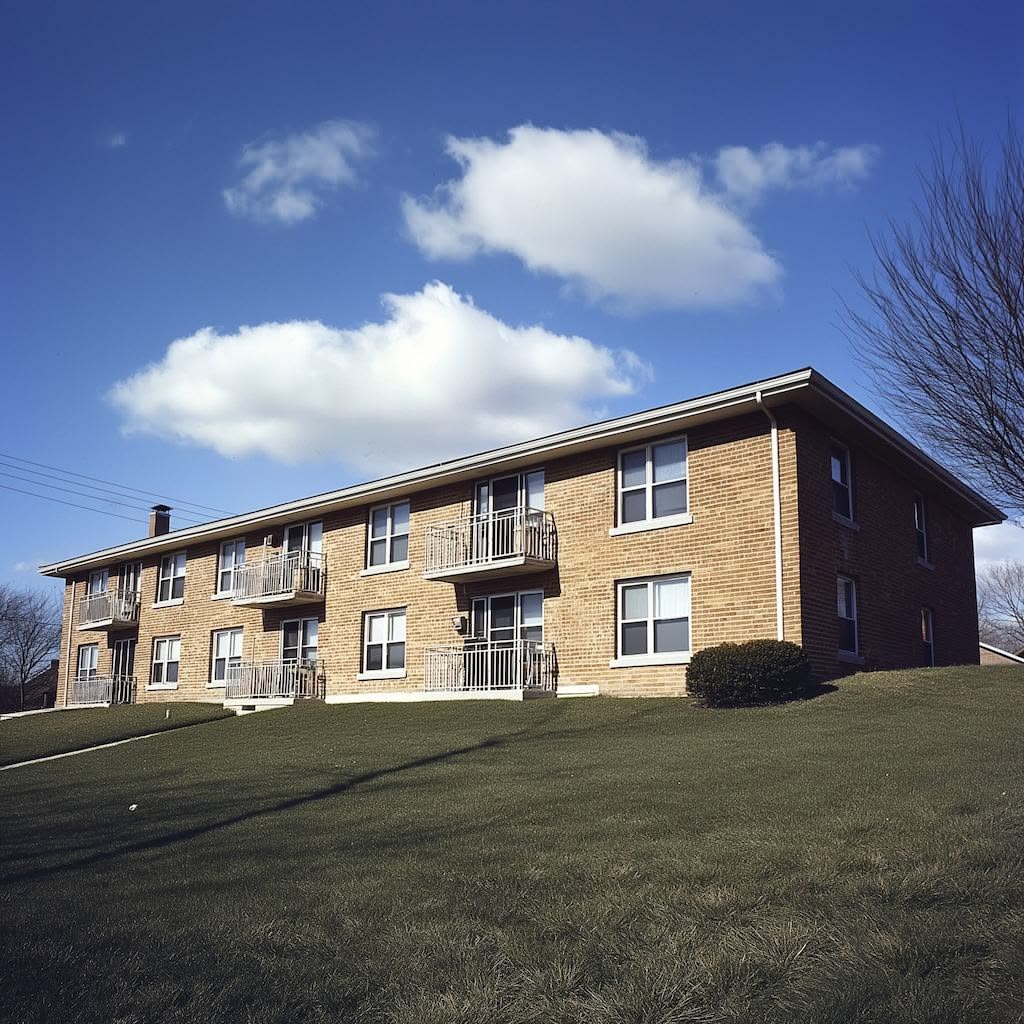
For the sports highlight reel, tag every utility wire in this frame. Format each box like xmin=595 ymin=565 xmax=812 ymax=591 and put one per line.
xmin=0 ymin=469 xmax=210 ymax=525
xmin=0 ymin=483 xmax=149 ymax=525
xmin=0 ymin=451 xmax=232 ymax=516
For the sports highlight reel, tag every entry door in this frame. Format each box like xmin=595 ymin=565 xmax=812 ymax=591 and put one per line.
xmin=469 ymin=592 xmax=543 ymax=688
xmin=474 ymin=471 xmax=544 ymax=560
xmin=112 ymin=638 xmax=136 ymax=678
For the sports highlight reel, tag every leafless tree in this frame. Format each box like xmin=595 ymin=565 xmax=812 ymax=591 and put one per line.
xmin=0 ymin=584 xmax=62 ymax=712
xmin=977 ymin=561 xmax=1024 ymax=652
xmin=843 ymin=119 xmax=1024 ymax=516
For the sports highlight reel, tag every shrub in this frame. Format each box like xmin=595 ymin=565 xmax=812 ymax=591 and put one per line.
xmin=687 ymin=640 xmax=812 ymax=708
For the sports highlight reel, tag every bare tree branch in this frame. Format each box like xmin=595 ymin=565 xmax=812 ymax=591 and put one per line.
xmin=977 ymin=560 xmax=1024 ymax=651
xmin=0 ymin=584 xmax=62 ymax=712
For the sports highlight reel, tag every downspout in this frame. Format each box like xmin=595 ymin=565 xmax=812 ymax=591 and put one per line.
xmin=755 ymin=391 xmax=785 ymax=641
xmin=63 ymin=579 xmax=76 ymax=706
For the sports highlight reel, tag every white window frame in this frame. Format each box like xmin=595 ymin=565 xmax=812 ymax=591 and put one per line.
xmin=120 ymin=561 xmax=142 ymax=596
xmin=216 ymin=539 xmax=246 ymax=596
xmin=155 ymin=551 xmax=186 ymax=605
xmin=284 ymin=521 xmax=323 ymax=556
xmin=76 ymin=643 xmax=99 ymax=680
xmin=611 ymin=573 xmax=692 ymax=667
xmin=87 ymin=569 xmax=108 ymax=596
xmin=359 ymin=607 xmax=407 ymax=679
xmin=831 ymin=441 xmax=854 ymax=523
xmin=281 ymin=617 xmax=319 ymax=664
xmin=611 ymin=436 xmax=691 ymax=536
xmin=921 ymin=608 xmax=935 ymax=667
xmin=210 ymin=627 xmax=243 ymax=687
xmin=913 ymin=493 xmax=930 ymax=564
xmin=837 ymin=575 xmax=859 ymax=656
xmin=150 ymin=635 xmax=181 ymax=689
xmin=363 ymin=501 xmax=410 ymax=574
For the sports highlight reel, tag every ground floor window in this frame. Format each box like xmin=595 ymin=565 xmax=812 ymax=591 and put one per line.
xmin=616 ymin=574 xmax=691 ymax=662
xmin=837 ymin=576 xmax=858 ymax=654
xmin=363 ymin=608 xmax=406 ymax=673
xmin=282 ymin=618 xmax=318 ymax=663
xmin=152 ymin=636 xmax=181 ymax=687
xmin=211 ymin=627 xmax=243 ymax=685
xmin=77 ymin=644 xmax=99 ymax=679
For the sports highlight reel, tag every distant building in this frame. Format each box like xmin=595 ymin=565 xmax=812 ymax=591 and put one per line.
xmin=979 ymin=642 xmax=1024 ymax=666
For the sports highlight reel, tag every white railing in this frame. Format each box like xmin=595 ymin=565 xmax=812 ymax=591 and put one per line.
xmin=224 ymin=659 xmax=324 ymax=700
xmin=425 ymin=507 xmax=556 ymax=576
xmin=231 ymin=551 xmax=326 ymax=602
xmin=70 ymin=675 xmax=136 ymax=705
xmin=79 ymin=589 xmax=140 ymax=628
xmin=423 ymin=640 xmax=556 ymax=692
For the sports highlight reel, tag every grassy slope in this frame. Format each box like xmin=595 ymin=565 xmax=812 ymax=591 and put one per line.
xmin=1 ymin=666 xmax=1022 ymax=1024
xmin=0 ymin=703 xmax=233 ymax=766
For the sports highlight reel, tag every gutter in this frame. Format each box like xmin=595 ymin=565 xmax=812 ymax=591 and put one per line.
xmin=755 ymin=391 xmax=785 ymax=641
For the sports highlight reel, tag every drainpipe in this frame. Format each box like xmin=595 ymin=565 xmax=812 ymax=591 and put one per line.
xmin=63 ymin=579 xmax=76 ymax=706
xmin=755 ymin=391 xmax=785 ymax=641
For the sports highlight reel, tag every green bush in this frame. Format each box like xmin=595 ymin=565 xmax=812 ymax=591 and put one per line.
xmin=687 ymin=640 xmax=812 ymax=707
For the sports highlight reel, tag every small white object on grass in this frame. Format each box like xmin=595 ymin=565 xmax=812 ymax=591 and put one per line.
xmin=165 ymin=709 xmax=170 ymax=720
xmin=129 ymin=804 xmax=138 ymax=812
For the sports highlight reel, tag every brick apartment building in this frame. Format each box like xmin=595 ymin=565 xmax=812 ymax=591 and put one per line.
xmin=41 ymin=368 xmax=1003 ymax=709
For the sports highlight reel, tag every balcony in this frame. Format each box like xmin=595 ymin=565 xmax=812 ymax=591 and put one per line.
xmin=225 ymin=659 xmax=325 ymax=701
xmin=424 ymin=507 xmax=557 ymax=582
xmin=231 ymin=551 xmax=326 ymax=607
xmin=78 ymin=589 xmax=140 ymax=631
xmin=423 ymin=640 xmax=557 ymax=693
xmin=70 ymin=675 xmax=136 ymax=705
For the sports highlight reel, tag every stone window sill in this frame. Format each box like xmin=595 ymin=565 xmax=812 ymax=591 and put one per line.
xmin=609 ymin=513 xmax=693 ymax=538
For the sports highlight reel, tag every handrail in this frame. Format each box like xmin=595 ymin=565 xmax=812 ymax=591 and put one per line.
xmin=423 ymin=640 xmax=556 ymax=692
xmin=78 ymin=589 xmax=140 ymax=627
xmin=70 ymin=674 xmax=136 ymax=705
xmin=424 ymin=507 xmax=556 ymax=575
xmin=224 ymin=658 xmax=324 ymax=700
xmin=231 ymin=550 xmax=326 ymax=601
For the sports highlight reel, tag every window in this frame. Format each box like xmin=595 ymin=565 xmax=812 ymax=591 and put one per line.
xmin=618 ymin=438 xmax=688 ymax=527
xmin=76 ymin=644 xmax=99 ymax=679
xmin=363 ymin=608 xmax=406 ymax=674
xmin=151 ymin=636 xmax=181 ymax=687
xmin=913 ymin=494 xmax=929 ymax=562
xmin=282 ymin=618 xmax=318 ymax=663
xmin=831 ymin=443 xmax=853 ymax=520
xmin=367 ymin=501 xmax=410 ymax=568
xmin=87 ymin=569 xmax=108 ymax=596
xmin=285 ymin=521 xmax=323 ymax=557
xmin=921 ymin=609 xmax=934 ymax=667
xmin=217 ymin=539 xmax=246 ymax=594
xmin=121 ymin=562 xmax=142 ymax=596
xmin=837 ymin=576 xmax=858 ymax=654
xmin=615 ymin=575 xmax=691 ymax=663
xmin=211 ymin=627 xmax=243 ymax=686
xmin=156 ymin=552 xmax=186 ymax=603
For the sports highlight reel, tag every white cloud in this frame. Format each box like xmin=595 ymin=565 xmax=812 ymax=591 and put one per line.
xmin=223 ymin=119 xmax=375 ymax=225
xmin=715 ymin=142 xmax=880 ymax=202
xmin=108 ymin=282 xmax=650 ymax=469
xmin=975 ymin=519 xmax=1024 ymax=570
xmin=102 ymin=132 xmax=127 ymax=149
xmin=402 ymin=126 xmax=878 ymax=311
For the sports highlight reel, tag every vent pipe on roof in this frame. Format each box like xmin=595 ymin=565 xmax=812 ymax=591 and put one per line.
xmin=149 ymin=505 xmax=172 ymax=537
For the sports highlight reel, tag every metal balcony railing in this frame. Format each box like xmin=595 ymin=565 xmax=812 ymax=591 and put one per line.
xmin=70 ymin=675 xmax=136 ymax=705
xmin=224 ymin=659 xmax=324 ymax=700
xmin=78 ymin=589 xmax=140 ymax=630
xmin=231 ymin=551 xmax=326 ymax=604
xmin=423 ymin=640 xmax=556 ymax=693
xmin=424 ymin=507 xmax=556 ymax=578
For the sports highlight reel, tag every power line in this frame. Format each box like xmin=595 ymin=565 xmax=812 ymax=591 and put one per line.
xmin=0 ymin=451 xmax=232 ymax=516
xmin=0 ymin=483 xmax=149 ymax=525
xmin=0 ymin=469 xmax=210 ymax=525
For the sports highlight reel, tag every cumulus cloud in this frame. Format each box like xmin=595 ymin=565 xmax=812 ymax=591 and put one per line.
xmin=108 ymin=282 xmax=650 ymax=469
xmin=715 ymin=142 xmax=880 ymax=202
xmin=403 ymin=126 xmax=878 ymax=310
xmin=975 ymin=520 xmax=1024 ymax=570
xmin=223 ymin=119 xmax=375 ymax=225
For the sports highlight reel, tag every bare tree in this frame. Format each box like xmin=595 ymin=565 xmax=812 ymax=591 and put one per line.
xmin=978 ymin=561 xmax=1024 ymax=652
xmin=0 ymin=585 xmax=62 ymax=712
xmin=844 ymin=119 xmax=1024 ymax=516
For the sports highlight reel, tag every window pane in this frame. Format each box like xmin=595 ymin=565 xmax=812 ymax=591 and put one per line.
xmin=371 ymin=507 xmax=389 ymax=538
xmin=622 ymin=489 xmax=647 ymax=524
xmin=654 ymin=578 xmax=689 ymax=619
xmin=219 ymin=568 xmax=232 ymax=592
xmin=652 ymin=480 xmax=687 ymax=518
xmin=621 ymin=621 xmax=648 ymax=656
xmin=155 ymin=639 xmax=166 ymax=660
xmin=523 ymin=625 xmax=543 ymax=644
xmin=283 ymin=621 xmax=299 ymax=648
xmin=302 ymin=620 xmax=318 ymax=649
xmin=230 ymin=630 xmax=243 ymax=657
xmin=836 ymin=578 xmax=853 ymax=618
xmin=654 ymin=618 xmax=689 ymax=653
xmin=621 ymin=449 xmax=647 ymax=488
xmin=153 ymin=664 xmax=164 ymax=684
xmin=286 ymin=525 xmax=304 ymax=552
xmin=214 ymin=659 xmax=225 ymax=681
xmin=171 ymin=576 xmax=185 ymax=599
xmin=833 ymin=481 xmax=851 ymax=519
xmin=391 ymin=534 xmax=409 ymax=563
xmin=166 ymin=661 xmax=179 ymax=683
xmin=520 ymin=592 xmax=543 ymax=629
xmin=839 ymin=618 xmax=857 ymax=653
xmin=830 ymin=447 xmax=848 ymax=485
xmin=652 ymin=441 xmax=685 ymax=482
xmin=369 ymin=539 xmax=388 ymax=566
xmin=389 ymin=612 xmax=406 ymax=642
xmin=366 ymin=645 xmax=383 ymax=671
xmin=215 ymin=633 xmax=228 ymax=657
xmin=622 ymin=584 xmax=648 ymax=621
xmin=169 ymin=638 xmax=180 ymax=659
xmin=174 ymin=553 xmax=186 ymax=575
xmin=391 ymin=502 xmax=410 ymax=534
xmin=387 ymin=642 xmax=406 ymax=670
xmin=368 ymin=615 xmax=386 ymax=645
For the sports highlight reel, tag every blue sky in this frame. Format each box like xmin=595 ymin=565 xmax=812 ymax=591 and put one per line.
xmin=3 ymin=0 xmax=1023 ymax=591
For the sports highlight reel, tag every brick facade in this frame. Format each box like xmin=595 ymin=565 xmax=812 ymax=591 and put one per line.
xmin=52 ymin=389 xmax=989 ymax=706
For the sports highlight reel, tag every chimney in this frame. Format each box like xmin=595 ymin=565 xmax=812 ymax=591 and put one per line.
xmin=149 ymin=505 xmax=171 ymax=537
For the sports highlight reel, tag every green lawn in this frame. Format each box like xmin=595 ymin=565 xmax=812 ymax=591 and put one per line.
xmin=0 ymin=703 xmax=233 ymax=766
xmin=1 ymin=667 xmax=1023 ymax=1024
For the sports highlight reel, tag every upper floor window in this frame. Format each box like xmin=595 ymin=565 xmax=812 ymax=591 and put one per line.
xmin=921 ymin=608 xmax=934 ymax=667
xmin=618 ymin=438 xmax=688 ymax=528
xmin=913 ymin=494 xmax=929 ymax=562
xmin=837 ymin=575 xmax=858 ymax=654
xmin=151 ymin=635 xmax=181 ymax=687
xmin=282 ymin=617 xmax=318 ymax=663
xmin=211 ymin=627 xmax=243 ymax=686
xmin=76 ymin=644 xmax=99 ymax=680
xmin=285 ymin=521 xmax=323 ymax=560
xmin=156 ymin=552 xmax=186 ymax=603
xmin=87 ymin=569 xmax=108 ymax=596
xmin=831 ymin=442 xmax=853 ymax=520
xmin=217 ymin=539 xmax=246 ymax=595
xmin=616 ymin=574 xmax=691 ymax=664
xmin=368 ymin=501 xmax=410 ymax=568
xmin=120 ymin=562 xmax=142 ymax=596
xmin=363 ymin=608 xmax=406 ymax=674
